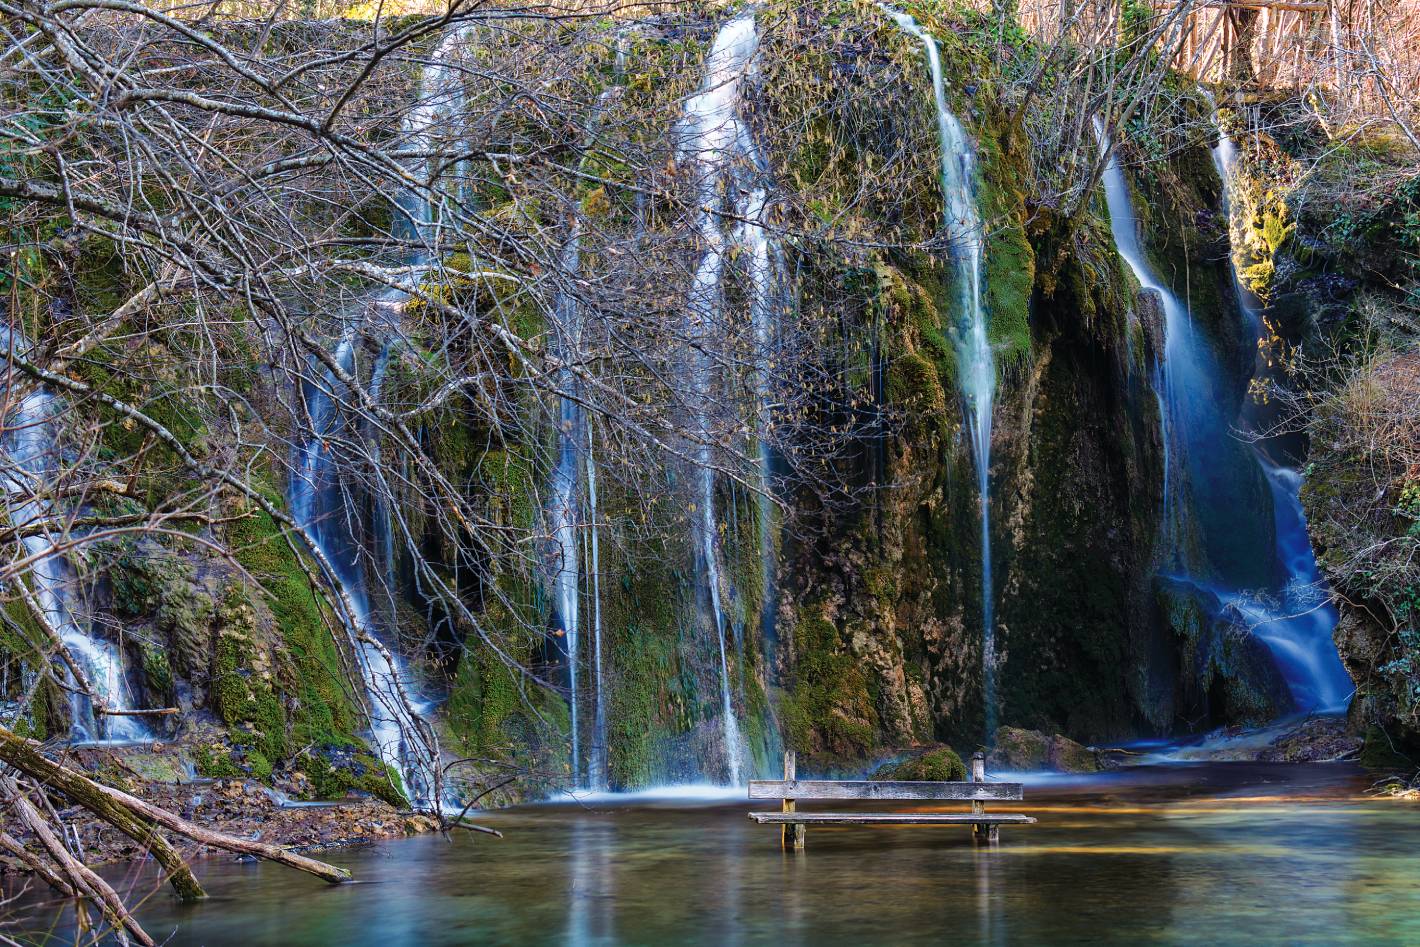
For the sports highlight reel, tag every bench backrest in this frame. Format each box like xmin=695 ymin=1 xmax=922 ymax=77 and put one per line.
xmin=748 ymin=779 xmax=1024 ymax=802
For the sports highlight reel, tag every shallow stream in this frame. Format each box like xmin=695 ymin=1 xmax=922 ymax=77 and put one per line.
xmin=9 ymin=763 xmax=1419 ymax=945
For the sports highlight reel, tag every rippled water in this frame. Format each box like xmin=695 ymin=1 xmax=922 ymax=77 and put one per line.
xmin=9 ymin=763 xmax=1420 ymax=945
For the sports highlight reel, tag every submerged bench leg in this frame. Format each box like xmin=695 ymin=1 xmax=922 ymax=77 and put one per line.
xmin=781 ymin=751 xmax=806 ymax=850
xmin=971 ymin=751 xmax=999 ymax=847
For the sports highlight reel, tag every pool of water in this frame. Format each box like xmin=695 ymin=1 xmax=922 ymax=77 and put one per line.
xmin=8 ymin=762 xmax=1420 ymax=945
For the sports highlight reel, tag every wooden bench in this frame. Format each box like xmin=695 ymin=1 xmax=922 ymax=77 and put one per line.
xmin=748 ymin=751 xmax=1034 ymax=849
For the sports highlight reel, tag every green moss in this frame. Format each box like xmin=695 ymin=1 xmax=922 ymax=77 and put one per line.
xmin=222 ymin=481 xmax=363 ymax=759
xmin=872 ymin=746 xmax=967 ymax=781
xmin=193 ymin=742 xmax=243 ymax=779
xmin=299 ymin=747 xmax=407 ymax=807
xmin=140 ymin=644 xmax=174 ymax=703
xmin=780 ymin=603 xmax=879 ymax=763
xmin=1360 ymin=725 xmax=1415 ymax=771
xmin=210 ymin=602 xmax=288 ymax=766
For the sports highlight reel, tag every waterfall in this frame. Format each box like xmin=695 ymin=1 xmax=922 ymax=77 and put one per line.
xmin=585 ymin=427 xmax=607 ymax=790
xmin=0 ymin=355 xmax=147 ymax=742
xmin=1096 ymin=118 xmax=1213 ymax=567
xmin=548 ymin=62 xmax=629 ymax=790
xmin=678 ymin=10 xmax=771 ymax=785
xmin=292 ymin=336 xmax=434 ymax=807
xmin=289 ymin=28 xmax=477 ymax=808
xmin=547 ymin=228 xmax=584 ymax=784
xmin=739 ymin=164 xmax=786 ymax=705
xmin=1210 ymin=121 xmax=1351 ymax=712
xmin=884 ymin=8 xmax=997 ymax=740
xmin=1098 ymin=119 xmax=1350 ymax=714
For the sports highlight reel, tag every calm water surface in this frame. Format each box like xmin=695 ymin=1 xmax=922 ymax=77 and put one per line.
xmin=9 ymin=763 xmax=1420 ymax=945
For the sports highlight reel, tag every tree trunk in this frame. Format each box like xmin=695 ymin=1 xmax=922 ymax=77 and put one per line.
xmin=0 ymin=728 xmax=351 ymax=890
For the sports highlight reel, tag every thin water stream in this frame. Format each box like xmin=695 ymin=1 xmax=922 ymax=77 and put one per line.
xmin=11 ymin=763 xmax=1419 ymax=945
xmin=0 ymin=329 xmax=146 ymax=742
xmin=884 ymin=8 xmax=997 ymax=739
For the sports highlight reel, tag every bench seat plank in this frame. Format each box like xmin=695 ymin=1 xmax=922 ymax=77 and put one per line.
xmin=748 ymin=779 xmax=1023 ymax=802
xmin=748 ymin=812 xmax=1036 ymax=825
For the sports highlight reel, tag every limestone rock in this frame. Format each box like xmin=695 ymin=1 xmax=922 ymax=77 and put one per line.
xmin=987 ymin=726 xmax=1099 ymax=773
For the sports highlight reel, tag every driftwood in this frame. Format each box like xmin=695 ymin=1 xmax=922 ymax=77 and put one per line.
xmin=0 ymin=728 xmax=351 ymax=890
xmin=0 ymin=732 xmax=205 ymax=902
xmin=3 ymin=777 xmax=154 ymax=946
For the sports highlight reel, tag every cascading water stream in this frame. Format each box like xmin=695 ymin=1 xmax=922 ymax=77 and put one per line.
xmin=548 ymin=62 xmax=628 ymax=791
xmin=678 ymin=10 xmax=772 ymax=784
xmin=585 ymin=428 xmax=607 ymax=790
xmin=547 ymin=228 xmax=584 ymax=784
xmin=0 ymin=346 xmax=146 ymax=742
xmin=290 ymin=28 xmax=476 ymax=808
xmin=1098 ymin=119 xmax=1350 ymax=713
xmin=1096 ymin=118 xmax=1207 ymax=567
xmin=1209 ymin=120 xmax=1351 ymax=712
xmin=884 ymin=8 xmax=997 ymax=739
xmin=738 ymin=158 xmax=786 ymax=715
xmin=293 ymin=338 xmax=434 ymax=808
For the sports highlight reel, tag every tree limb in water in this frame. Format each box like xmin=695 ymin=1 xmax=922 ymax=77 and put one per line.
xmin=0 ymin=728 xmax=352 ymax=889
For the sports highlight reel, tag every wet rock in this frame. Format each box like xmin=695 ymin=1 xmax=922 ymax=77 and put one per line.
xmin=1135 ymin=288 xmax=1167 ymax=367
xmin=1258 ymin=716 xmax=1362 ymax=763
xmin=987 ymin=726 xmax=1100 ymax=773
xmin=872 ymin=746 xmax=966 ymax=781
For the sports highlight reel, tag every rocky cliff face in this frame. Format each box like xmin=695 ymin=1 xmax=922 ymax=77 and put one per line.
xmin=771 ymin=22 xmax=1293 ymax=770
xmin=3 ymin=4 xmax=1353 ymax=800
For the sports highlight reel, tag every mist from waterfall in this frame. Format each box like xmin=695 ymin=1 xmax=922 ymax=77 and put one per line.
xmin=884 ymin=7 xmax=997 ymax=740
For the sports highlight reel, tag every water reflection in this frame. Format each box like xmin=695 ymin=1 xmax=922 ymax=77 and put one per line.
xmin=7 ymin=764 xmax=1420 ymax=945
xmin=566 ymin=819 xmax=614 ymax=946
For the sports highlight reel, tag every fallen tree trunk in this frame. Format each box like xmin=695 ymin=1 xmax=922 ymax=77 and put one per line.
xmin=0 ymin=728 xmax=351 ymax=887
xmin=0 ymin=733 xmax=204 ymax=901
xmin=3 ymin=777 xmax=154 ymax=946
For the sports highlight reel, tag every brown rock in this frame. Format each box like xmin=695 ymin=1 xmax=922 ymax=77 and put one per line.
xmin=987 ymin=726 xmax=1099 ymax=773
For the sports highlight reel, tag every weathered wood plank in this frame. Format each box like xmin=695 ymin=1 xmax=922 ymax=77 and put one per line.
xmin=781 ymin=751 xmax=805 ymax=851
xmin=748 ymin=812 xmax=1036 ymax=825
xmin=748 ymin=780 xmax=1023 ymax=801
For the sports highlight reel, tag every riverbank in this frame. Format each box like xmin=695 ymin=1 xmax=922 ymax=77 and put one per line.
xmin=0 ymin=741 xmax=437 ymax=873
xmin=7 ymin=760 xmax=1418 ymax=945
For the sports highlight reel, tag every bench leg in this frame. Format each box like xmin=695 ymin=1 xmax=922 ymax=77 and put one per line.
xmin=780 ymin=751 xmax=806 ymax=850
xmin=974 ymin=823 xmax=1000 ymax=847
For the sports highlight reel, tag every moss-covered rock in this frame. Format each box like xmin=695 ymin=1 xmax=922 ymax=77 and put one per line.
xmin=987 ymin=726 xmax=1099 ymax=773
xmin=872 ymin=745 xmax=966 ymax=781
